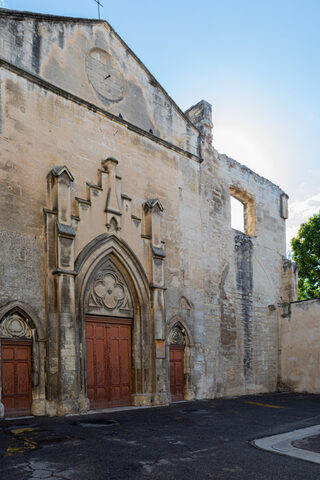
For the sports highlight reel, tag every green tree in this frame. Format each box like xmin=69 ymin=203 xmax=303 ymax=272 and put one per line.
xmin=291 ymin=212 xmax=320 ymax=300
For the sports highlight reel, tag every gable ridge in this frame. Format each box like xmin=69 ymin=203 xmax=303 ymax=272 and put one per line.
xmin=99 ymin=25 xmax=200 ymax=135
xmin=0 ymin=8 xmax=200 ymax=135
xmin=0 ymin=8 xmax=103 ymax=24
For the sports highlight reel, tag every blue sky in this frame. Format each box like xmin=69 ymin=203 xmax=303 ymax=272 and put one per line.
xmin=2 ymin=0 xmax=320 ymax=246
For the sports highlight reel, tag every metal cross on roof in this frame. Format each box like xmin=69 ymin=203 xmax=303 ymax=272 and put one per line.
xmin=94 ymin=0 xmax=104 ymax=20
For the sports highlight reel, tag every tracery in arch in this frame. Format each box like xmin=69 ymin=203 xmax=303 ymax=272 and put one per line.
xmin=168 ymin=324 xmax=185 ymax=346
xmin=85 ymin=260 xmax=133 ymax=318
xmin=0 ymin=311 xmax=32 ymax=339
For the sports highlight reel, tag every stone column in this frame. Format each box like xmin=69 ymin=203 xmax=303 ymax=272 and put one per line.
xmin=144 ymin=199 xmax=169 ymax=405
xmin=49 ymin=167 xmax=80 ymax=415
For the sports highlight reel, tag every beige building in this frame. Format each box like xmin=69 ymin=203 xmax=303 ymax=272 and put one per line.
xmin=0 ymin=9 xmax=299 ymax=418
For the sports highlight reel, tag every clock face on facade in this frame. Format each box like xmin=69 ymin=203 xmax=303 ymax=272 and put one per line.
xmin=85 ymin=48 xmax=126 ymax=103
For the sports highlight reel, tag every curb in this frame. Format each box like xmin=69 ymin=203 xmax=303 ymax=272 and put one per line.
xmin=252 ymin=424 xmax=320 ymax=464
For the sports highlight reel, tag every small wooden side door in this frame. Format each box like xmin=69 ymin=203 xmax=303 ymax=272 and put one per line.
xmin=170 ymin=345 xmax=185 ymax=402
xmin=86 ymin=319 xmax=108 ymax=410
xmin=107 ymin=321 xmax=132 ymax=407
xmin=1 ymin=340 xmax=32 ymax=417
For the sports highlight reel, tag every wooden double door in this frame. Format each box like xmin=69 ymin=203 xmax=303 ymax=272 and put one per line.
xmin=170 ymin=345 xmax=185 ymax=402
xmin=86 ymin=316 xmax=132 ymax=409
xmin=1 ymin=340 xmax=32 ymax=417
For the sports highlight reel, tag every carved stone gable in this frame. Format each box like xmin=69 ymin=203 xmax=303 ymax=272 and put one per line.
xmin=180 ymin=296 xmax=193 ymax=311
xmin=86 ymin=262 xmax=133 ymax=318
xmin=168 ymin=326 xmax=185 ymax=346
xmin=0 ymin=313 xmax=32 ymax=339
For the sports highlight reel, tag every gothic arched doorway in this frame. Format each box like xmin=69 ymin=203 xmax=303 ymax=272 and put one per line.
xmin=0 ymin=311 xmax=33 ymax=417
xmin=168 ymin=325 xmax=186 ymax=402
xmin=75 ymin=234 xmax=152 ymax=411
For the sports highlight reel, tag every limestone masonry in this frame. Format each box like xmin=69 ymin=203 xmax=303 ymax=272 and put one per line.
xmin=0 ymin=9 xmax=304 ymax=418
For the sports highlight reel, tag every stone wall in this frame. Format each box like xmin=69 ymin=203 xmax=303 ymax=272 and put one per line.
xmin=194 ymin=144 xmax=287 ymax=398
xmin=0 ymin=9 xmax=293 ymax=415
xmin=280 ymin=299 xmax=320 ymax=393
xmin=0 ymin=10 xmax=199 ymax=156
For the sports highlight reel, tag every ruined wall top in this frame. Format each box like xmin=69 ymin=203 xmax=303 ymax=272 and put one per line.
xmin=185 ymin=100 xmax=213 ymax=145
xmin=218 ymin=151 xmax=288 ymax=196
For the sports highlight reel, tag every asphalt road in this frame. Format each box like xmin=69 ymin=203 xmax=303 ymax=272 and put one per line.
xmin=1 ymin=392 xmax=320 ymax=480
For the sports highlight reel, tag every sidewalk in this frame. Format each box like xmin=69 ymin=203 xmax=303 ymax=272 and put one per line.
xmin=253 ymin=424 xmax=320 ymax=465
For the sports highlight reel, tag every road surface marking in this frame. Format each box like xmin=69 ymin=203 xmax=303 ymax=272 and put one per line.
xmin=245 ymin=401 xmax=285 ymax=409
xmin=5 ymin=427 xmax=38 ymax=456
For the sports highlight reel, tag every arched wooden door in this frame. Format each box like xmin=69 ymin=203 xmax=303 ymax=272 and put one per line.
xmin=84 ymin=259 xmax=135 ymax=410
xmin=86 ymin=316 xmax=132 ymax=409
xmin=169 ymin=345 xmax=185 ymax=402
xmin=1 ymin=339 xmax=32 ymax=417
xmin=168 ymin=325 xmax=186 ymax=402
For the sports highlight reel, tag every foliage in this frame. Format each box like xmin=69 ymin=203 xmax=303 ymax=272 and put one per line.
xmin=291 ymin=212 xmax=320 ymax=300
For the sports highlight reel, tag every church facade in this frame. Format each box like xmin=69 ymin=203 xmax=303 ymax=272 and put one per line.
xmin=0 ymin=9 xmax=297 ymax=417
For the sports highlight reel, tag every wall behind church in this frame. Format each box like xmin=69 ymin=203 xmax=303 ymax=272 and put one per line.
xmin=280 ymin=299 xmax=320 ymax=393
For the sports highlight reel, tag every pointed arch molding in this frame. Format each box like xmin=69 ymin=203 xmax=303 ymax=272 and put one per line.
xmin=0 ymin=301 xmax=47 ymax=415
xmin=75 ymin=234 xmax=153 ymax=404
xmin=75 ymin=234 xmax=150 ymax=310
xmin=166 ymin=315 xmax=193 ymax=347
xmin=166 ymin=315 xmax=195 ymax=401
xmin=0 ymin=301 xmax=45 ymax=341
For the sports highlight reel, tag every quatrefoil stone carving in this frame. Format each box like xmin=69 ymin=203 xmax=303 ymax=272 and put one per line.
xmin=93 ymin=273 xmax=125 ymax=310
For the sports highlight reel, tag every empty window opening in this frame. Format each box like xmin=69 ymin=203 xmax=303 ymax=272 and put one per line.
xmin=231 ymin=196 xmax=245 ymax=232
xmin=230 ymin=186 xmax=256 ymax=236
